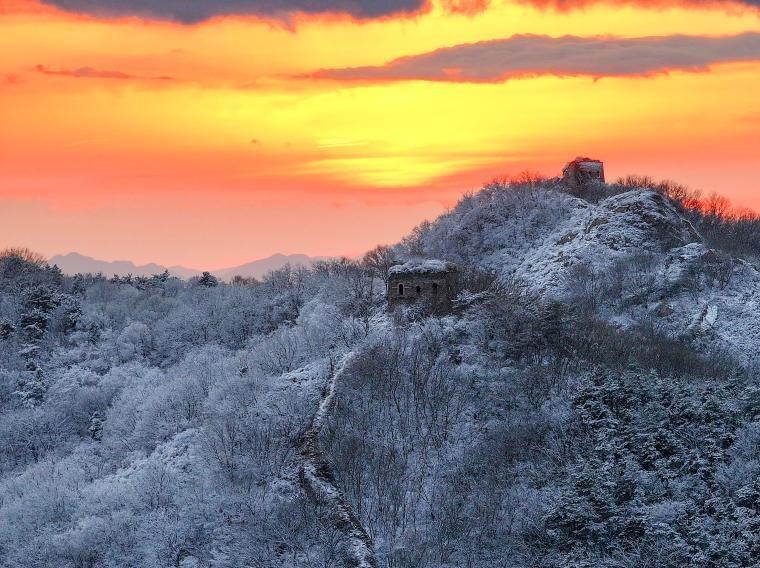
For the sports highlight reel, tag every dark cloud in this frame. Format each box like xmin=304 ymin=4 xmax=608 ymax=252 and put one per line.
xmin=34 ymin=64 xmax=173 ymax=81
xmin=312 ymin=32 xmax=760 ymax=82
xmin=37 ymin=0 xmax=760 ymax=23
xmin=42 ymin=0 xmax=431 ymax=23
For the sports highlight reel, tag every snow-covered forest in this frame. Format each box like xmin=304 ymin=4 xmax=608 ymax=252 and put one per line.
xmin=2 ymin=175 xmax=760 ymax=567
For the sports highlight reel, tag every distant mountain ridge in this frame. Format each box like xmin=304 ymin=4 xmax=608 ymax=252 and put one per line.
xmin=49 ymin=252 xmax=324 ymax=280
xmin=213 ymin=253 xmax=326 ymax=281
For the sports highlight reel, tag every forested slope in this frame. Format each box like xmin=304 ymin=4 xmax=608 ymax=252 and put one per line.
xmin=1 ymin=177 xmax=760 ymax=567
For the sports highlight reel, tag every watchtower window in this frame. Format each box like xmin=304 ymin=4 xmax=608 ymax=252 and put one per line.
xmin=398 ymin=283 xmax=404 ymax=296
xmin=432 ymin=283 xmax=438 ymax=294
xmin=415 ymin=285 xmax=421 ymax=295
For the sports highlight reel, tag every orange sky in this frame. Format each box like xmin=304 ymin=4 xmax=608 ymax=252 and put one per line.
xmin=1 ymin=0 xmax=759 ymax=268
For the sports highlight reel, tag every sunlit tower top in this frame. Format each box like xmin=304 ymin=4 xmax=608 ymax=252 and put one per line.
xmin=562 ymin=157 xmax=605 ymax=185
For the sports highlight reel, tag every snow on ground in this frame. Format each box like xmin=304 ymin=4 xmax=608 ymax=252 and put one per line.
xmin=389 ymin=259 xmax=457 ymax=275
xmin=298 ymin=352 xmax=379 ymax=568
xmin=416 ymin=185 xmax=760 ymax=364
xmin=512 ymin=189 xmax=700 ymax=293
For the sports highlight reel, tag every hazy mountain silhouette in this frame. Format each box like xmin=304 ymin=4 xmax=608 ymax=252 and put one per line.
xmin=49 ymin=252 xmax=324 ymax=280
xmin=214 ymin=253 xmax=325 ymax=281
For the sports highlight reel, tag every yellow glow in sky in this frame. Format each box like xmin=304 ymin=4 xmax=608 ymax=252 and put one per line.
xmin=1 ymin=0 xmax=759 ymax=266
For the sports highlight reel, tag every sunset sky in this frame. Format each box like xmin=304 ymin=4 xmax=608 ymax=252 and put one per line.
xmin=1 ymin=0 xmax=759 ymax=268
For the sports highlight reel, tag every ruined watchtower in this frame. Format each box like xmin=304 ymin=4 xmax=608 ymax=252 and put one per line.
xmin=387 ymin=259 xmax=458 ymax=313
xmin=562 ymin=157 xmax=605 ymax=186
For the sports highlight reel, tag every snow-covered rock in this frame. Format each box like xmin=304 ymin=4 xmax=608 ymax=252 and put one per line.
xmin=512 ymin=189 xmax=700 ymax=294
xmin=412 ymin=184 xmax=760 ymax=363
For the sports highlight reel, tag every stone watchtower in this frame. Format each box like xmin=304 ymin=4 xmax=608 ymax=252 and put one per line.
xmin=387 ymin=259 xmax=458 ymax=313
xmin=562 ymin=157 xmax=605 ymax=186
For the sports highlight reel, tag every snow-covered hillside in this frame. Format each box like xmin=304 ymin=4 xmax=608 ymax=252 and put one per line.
xmin=407 ymin=182 xmax=760 ymax=364
xmin=2 ymin=177 xmax=760 ymax=567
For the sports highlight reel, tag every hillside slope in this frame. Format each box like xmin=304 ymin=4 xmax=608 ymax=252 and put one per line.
xmin=407 ymin=182 xmax=760 ymax=363
xmin=1 ymin=178 xmax=760 ymax=568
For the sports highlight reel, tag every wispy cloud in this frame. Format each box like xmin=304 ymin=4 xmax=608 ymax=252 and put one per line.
xmin=522 ymin=0 xmax=760 ymax=9
xmin=312 ymin=32 xmax=760 ymax=83
xmin=316 ymin=138 xmax=369 ymax=149
xmin=34 ymin=64 xmax=173 ymax=81
xmin=3 ymin=74 xmax=24 ymax=85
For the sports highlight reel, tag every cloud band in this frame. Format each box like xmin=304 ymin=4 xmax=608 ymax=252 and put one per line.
xmin=42 ymin=0 xmax=431 ymax=23
xmin=38 ymin=0 xmax=760 ymax=23
xmin=312 ymin=32 xmax=760 ymax=83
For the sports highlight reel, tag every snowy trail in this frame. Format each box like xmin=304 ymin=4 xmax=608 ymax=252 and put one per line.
xmin=298 ymin=353 xmax=378 ymax=568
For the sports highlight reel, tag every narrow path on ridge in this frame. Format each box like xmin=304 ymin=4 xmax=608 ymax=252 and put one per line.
xmin=298 ymin=353 xmax=379 ymax=568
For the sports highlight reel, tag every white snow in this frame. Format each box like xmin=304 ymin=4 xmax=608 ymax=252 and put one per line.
xmin=388 ymin=259 xmax=455 ymax=275
xmin=414 ymin=185 xmax=760 ymax=363
xmin=298 ymin=352 xmax=378 ymax=568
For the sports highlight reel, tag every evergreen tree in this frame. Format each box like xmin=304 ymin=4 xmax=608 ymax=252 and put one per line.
xmin=197 ymin=271 xmax=219 ymax=287
xmin=15 ymin=360 xmax=47 ymax=407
